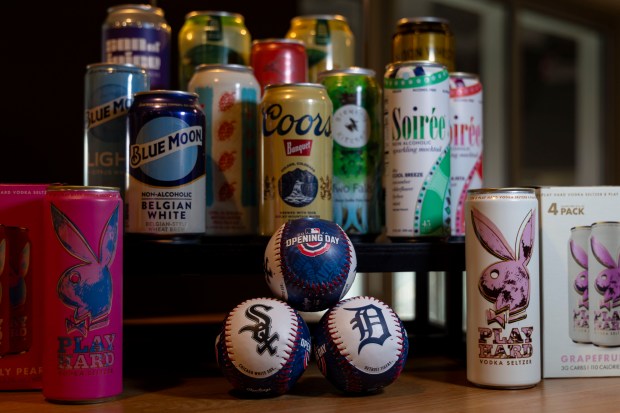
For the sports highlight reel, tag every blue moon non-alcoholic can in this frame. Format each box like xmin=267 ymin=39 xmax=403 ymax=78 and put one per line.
xmin=126 ymin=90 xmax=206 ymax=238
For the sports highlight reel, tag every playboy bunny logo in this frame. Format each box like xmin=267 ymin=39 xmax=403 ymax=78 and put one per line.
xmin=590 ymin=236 xmax=620 ymax=311
xmin=50 ymin=203 xmax=119 ymax=336
xmin=471 ymin=207 xmax=535 ymax=328
xmin=570 ymin=237 xmax=589 ymax=310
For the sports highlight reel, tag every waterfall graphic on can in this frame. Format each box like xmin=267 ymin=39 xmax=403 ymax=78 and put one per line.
xmin=384 ymin=61 xmax=451 ymax=239
xmin=568 ymin=225 xmax=591 ymax=343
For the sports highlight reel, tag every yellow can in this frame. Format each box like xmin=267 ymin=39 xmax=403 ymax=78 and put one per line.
xmin=285 ymin=14 xmax=354 ymax=83
xmin=392 ymin=16 xmax=455 ymax=72
xmin=259 ymin=83 xmax=333 ymax=235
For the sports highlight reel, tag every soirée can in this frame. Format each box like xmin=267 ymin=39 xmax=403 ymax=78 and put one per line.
xmin=259 ymin=83 xmax=333 ymax=236
xmin=465 ymin=188 xmax=541 ymax=389
xmin=178 ymin=11 xmax=251 ymax=89
xmin=6 ymin=226 xmax=32 ymax=354
xmin=392 ymin=17 xmax=455 ymax=72
xmin=450 ymin=72 xmax=483 ymax=237
xmin=568 ymin=225 xmax=591 ymax=344
xmin=188 ymin=64 xmax=260 ymax=235
xmin=318 ymin=67 xmax=382 ymax=241
xmin=0 ymin=225 xmax=8 ymax=356
xmin=250 ymin=38 xmax=308 ymax=95
xmin=589 ymin=221 xmax=620 ymax=347
xmin=101 ymin=4 xmax=171 ymax=89
xmin=84 ymin=63 xmax=150 ymax=193
xmin=383 ymin=61 xmax=451 ymax=239
xmin=126 ymin=91 xmax=206 ymax=238
xmin=285 ymin=15 xmax=354 ymax=82
xmin=42 ymin=186 xmax=123 ymax=403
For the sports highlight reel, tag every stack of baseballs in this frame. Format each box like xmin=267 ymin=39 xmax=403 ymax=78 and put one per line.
xmin=215 ymin=218 xmax=409 ymax=397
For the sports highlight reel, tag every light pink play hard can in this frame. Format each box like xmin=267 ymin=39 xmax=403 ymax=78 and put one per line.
xmin=42 ymin=186 xmax=123 ymax=403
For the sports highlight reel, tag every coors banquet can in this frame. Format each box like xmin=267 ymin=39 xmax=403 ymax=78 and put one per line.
xmin=318 ymin=67 xmax=382 ymax=241
xmin=188 ymin=64 xmax=260 ymax=235
xmin=42 ymin=186 xmax=123 ymax=403
xmin=465 ymin=188 xmax=541 ymax=389
xmin=101 ymin=4 xmax=171 ymax=89
xmin=589 ymin=221 xmax=620 ymax=347
xmin=384 ymin=61 xmax=451 ymax=239
xmin=126 ymin=91 xmax=206 ymax=238
xmin=568 ymin=225 xmax=590 ymax=344
xmin=450 ymin=72 xmax=483 ymax=237
xmin=392 ymin=17 xmax=455 ymax=72
xmin=84 ymin=63 xmax=150 ymax=192
xmin=259 ymin=83 xmax=333 ymax=236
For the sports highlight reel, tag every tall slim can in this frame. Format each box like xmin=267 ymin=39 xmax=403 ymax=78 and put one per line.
xmin=6 ymin=226 xmax=33 ymax=354
xmin=42 ymin=186 xmax=123 ymax=403
xmin=465 ymin=188 xmax=540 ymax=389
xmin=0 ymin=225 xmax=9 ymax=356
xmin=567 ymin=225 xmax=590 ymax=343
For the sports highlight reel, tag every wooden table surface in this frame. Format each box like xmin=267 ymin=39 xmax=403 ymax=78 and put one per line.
xmin=2 ymin=357 xmax=617 ymax=412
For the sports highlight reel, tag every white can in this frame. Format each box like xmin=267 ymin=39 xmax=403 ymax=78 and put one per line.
xmin=568 ymin=225 xmax=591 ymax=343
xmin=188 ymin=64 xmax=260 ymax=235
xmin=589 ymin=221 xmax=620 ymax=347
xmin=383 ymin=61 xmax=451 ymax=239
xmin=449 ymin=72 xmax=483 ymax=237
xmin=465 ymin=188 xmax=541 ymax=389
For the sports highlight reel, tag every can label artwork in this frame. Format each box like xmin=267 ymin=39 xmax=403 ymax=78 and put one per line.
xmin=568 ymin=225 xmax=591 ymax=343
xmin=188 ymin=64 xmax=260 ymax=235
xmin=589 ymin=221 xmax=620 ymax=347
xmin=449 ymin=72 xmax=483 ymax=237
xmin=42 ymin=187 xmax=123 ymax=403
xmin=319 ymin=67 xmax=382 ymax=240
xmin=259 ymin=83 xmax=333 ymax=236
xmin=84 ymin=63 xmax=149 ymax=192
xmin=383 ymin=61 xmax=451 ymax=239
xmin=0 ymin=225 xmax=9 ymax=356
xmin=126 ymin=91 xmax=206 ymax=236
xmin=465 ymin=188 xmax=541 ymax=389
xmin=6 ymin=226 xmax=32 ymax=355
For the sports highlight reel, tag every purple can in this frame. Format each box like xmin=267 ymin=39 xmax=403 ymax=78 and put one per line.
xmin=42 ymin=186 xmax=123 ymax=403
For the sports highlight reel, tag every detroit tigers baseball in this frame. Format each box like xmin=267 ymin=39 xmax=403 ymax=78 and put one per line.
xmin=313 ymin=296 xmax=409 ymax=393
xmin=263 ymin=217 xmax=357 ymax=312
xmin=215 ymin=297 xmax=312 ymax=397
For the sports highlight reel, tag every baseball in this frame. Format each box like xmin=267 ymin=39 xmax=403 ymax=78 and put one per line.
xmin=215 ymin=297 xmax=312 ymax=397
xmin=313 ymin=296 xmax=409 ymax=393
xmin=263 ymin=217 xmax=357 ymax=312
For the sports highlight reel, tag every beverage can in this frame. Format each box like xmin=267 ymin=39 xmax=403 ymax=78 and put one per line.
xmin=259 ymin=83 xmax=333 ymax=236
xmin=449 ymin=72 xmax=483 ymax=237
xmin=465 ymin=187 xmax=541 ymax=389
xmin=84 ymin=63 xmax=150 ymax=193
xmin=0 ymin=225 xmax=8 ymax=356
xmin=250 ymin=38 xmax=308 ymax=95
xmin=42 ymin=186 xmax=123 ymax=403
xmin=285 ymin=15 xmax=354 ymax=82
xmin=6 ymin=226 xmax=32 ymax=354
xmin=392 ymin=16 xmax=455 ymax=72
xmin=568 ymin=225 xmax=591 ymax=343
xmin=188 ymin=64 xmax=260 ymax=235
xmin=383 ymin=60 xmax=451 ymax=239
xmin=126 ymin=90 xmax=206 ymax=238
xmin=589 ymin=221 xmax=620 ymax=347
xmin=318 ymin=67 xmax=383 ymax=241
xmin=178 ymin=11 xmax=251 ymax=89
xmin=101 ymin=4 xmax=171 ymax=89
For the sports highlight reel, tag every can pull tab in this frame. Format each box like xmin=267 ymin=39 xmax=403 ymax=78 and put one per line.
xmin=205 ymin=16 xmax=223 ymax=41
xmin=315 ymin=20 xmax=331 ymax=46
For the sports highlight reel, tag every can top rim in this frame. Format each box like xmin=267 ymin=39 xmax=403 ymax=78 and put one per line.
xmin=134 ymin=90 xmax=199 ymax=98
xmin=291 ymin=14 xmax=348 ymax=23
xmin=570 ymin=225 xmax=592 ymax=231
xmin=47 ymin=185 xmax=121 ymax=193
xmin=107 ymin=4 xmax=164 ymax=16
xmin=317 ymin=66 xmax=376 ymax=79
xmin=591 ymin=221 xmax=620 ymax=226
xmin=252 ymin=38 xmax=305 ymax=46
xmin=396 ymin=16 xmax=450 ymax=26
xmin=467 ymin=187 xmax=537 ymax=195
xmin=185 ymin=10 xmax=244 ymax=20
xmin=450 ymin=71 xmax=480 ymax=79
xmin=194 ymin=63 xmax=253 ymax=74
xmin=86 ymin=62 xmax=148 ymax=72
xmin=386 ymin=60 xmax=448 ymax=70
xmin=264 ymin=82 xmax=326 ymax=91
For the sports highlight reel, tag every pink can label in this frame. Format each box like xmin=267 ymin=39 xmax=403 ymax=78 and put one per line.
xmin=43 ymin=188 xmax=123 ymax=402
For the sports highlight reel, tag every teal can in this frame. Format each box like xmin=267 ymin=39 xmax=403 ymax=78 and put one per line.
xmin=318 ymin=67 xmax=383 ymax=241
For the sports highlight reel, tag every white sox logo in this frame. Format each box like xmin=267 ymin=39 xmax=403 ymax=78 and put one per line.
xmin=346 ymin=304 xmax=391 ymax=353
xmin=239 ymin=304 xmax=279 ymax=356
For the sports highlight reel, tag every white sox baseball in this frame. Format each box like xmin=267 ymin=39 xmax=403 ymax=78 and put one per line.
xmin=313 ymin=296 xmax=409 ymax=393
xmin=263 ymin=217 xmax=357 ymax=312
xmin=215 ymin=297 xmax=312 ymax=397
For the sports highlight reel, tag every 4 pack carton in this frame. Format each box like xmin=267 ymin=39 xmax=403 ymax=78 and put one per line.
xmin=537 ymin=186 xmax=620 ymax=378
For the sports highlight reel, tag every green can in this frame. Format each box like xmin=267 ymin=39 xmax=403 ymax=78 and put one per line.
xmin=178 ymin=11 xmax=251 ymax=89
xmin=318 ymin=67 xmax=383 ymax=241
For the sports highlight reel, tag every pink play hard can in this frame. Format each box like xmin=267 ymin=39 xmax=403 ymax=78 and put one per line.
xmin=42 ymin=186 xmax=123 ymax=403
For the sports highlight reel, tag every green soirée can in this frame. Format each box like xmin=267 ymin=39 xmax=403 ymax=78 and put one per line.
xmin=178 ymin=11 xmax=251 ymax=89
xmin=286 ymin=14 xmax=354 ymax=83
xmin=318 ymin=67 xmax=382 ymax=241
